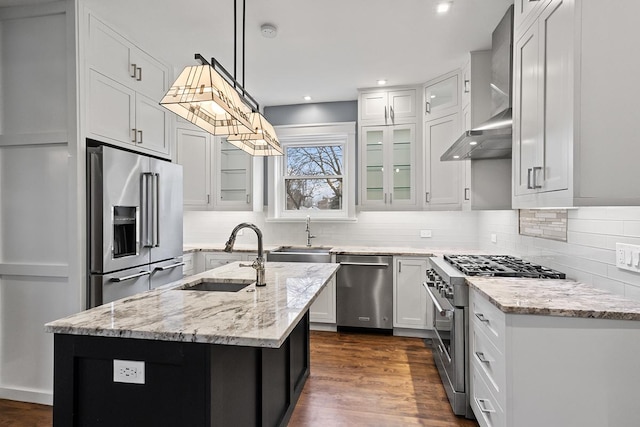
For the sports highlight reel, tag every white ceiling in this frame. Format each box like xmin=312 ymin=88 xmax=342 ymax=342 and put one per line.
xmin=2 ymin=0 xmax=513 ymax=107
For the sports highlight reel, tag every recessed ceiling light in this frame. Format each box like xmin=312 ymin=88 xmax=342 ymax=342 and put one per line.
xmin=377 ymin=79 xmax=387 ymax=85
xmin=430 ymin=94 xmax=437 ymax=99
xmin=453 ymin=155 xmax=460 ymax=159
xmin=469 ymin=141 xmax=478 ymax=146
xmin=303 ymin=95 xmax=312 ymax=101
xmin=437 ymin=1 xmax=452 ymax=14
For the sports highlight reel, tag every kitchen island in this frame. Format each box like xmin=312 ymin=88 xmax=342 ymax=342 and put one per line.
xmin=45 ymin=261 xmax=339 ymax=427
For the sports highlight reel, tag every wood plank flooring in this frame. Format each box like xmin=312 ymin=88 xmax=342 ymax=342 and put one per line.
xmin=0 ymin=331 xmax=478 ymax=427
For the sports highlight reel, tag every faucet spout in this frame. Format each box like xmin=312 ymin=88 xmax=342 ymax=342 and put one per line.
xmin=224 ymin=223 xmax=266 ymax=286
xmin=305 ymin=216 xmax=316 ymax=247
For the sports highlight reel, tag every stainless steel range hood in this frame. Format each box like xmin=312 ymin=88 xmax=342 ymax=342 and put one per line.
xmin=441 ymin=5 xmax=514 ymax=161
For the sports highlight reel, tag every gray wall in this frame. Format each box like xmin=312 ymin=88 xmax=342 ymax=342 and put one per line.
xmin=264 ymin=101 xmax=357 ymax=126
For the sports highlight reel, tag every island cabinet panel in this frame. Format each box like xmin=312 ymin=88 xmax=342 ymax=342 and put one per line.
xmin=53 ymin=313 xmax=310 ymax=427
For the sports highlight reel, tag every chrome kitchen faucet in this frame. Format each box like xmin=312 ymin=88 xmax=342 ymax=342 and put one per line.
xmin=305 ymin=216 xmax=316 ymax=247
xmin=224 ymin=223 xmax=266 ymax=286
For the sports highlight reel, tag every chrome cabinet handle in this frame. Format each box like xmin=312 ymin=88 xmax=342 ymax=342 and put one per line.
xmin=475 ymin=398 xmax=496 ymax=414
xmin=425 ymin=101 xmax=431 ymax=114
xmin=425 ymin=192 xmax=431 ymax=203
xmin=130 ymin=64 xmax=137 ymax=78
xmin=154 ymin=262 xmax=185 ymax=271
xmin=423 ymin=282 xmax=449 ymax=316
xmin=464 ymin=187 xmax=470 ymax=201
xmin=136 ymin=66 xmax=142 ymax=81
xmin=389 ymin=193 xmax=393 ymax=204
xmin=475 ymin=313 xmax=489 ymax=322
xmin=464 ymin=79 xmax=470 ymax=93
xmin=527 ymin=167 xmax=533 ymax=189
xmin=384 ymin=193 xmax=387 ymax=204
xmin=246 ymin=194 xmax=250 ymax=204
xmin=398 ymin=261 xmax=402 ymax=273
xmin=138 ymin=130 xmax=143 ymax=144
xmin=384 ymin=106 xmax=388 ymax=122
xmin=532 ymin=166 xmax=542 ymax=189
xmin=475 ymin=351 xmax=490 ymax=363
xmin=131 ymin=128 xmax=137 ymax=143
xmin=207 ymin=194 xmax=210 ymax=204
xmin=110 ymin=270 xmax=151 ymax=282
xmin=390 ymin=106 xmax=394 ymax=121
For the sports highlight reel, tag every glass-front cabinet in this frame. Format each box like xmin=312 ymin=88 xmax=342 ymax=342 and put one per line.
xmin=360 ymin=124 xmax=416 ymax=209
xmin=216 ymin=139 xmax=252 ymax=208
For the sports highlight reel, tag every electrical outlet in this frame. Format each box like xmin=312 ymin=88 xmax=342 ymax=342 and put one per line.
xmin=491 ymin=233 xmax=497 ymax=243
xmin=114 ymin=360 xmax=145 ymax=384
xmin=615 ymin=243 xmax=640 ymax=273
xmin=420 ymin=230 xmax=432 ymax=238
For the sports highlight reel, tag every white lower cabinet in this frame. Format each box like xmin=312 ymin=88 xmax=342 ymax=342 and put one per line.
xmin=470 ymin=288 xmax=640 ymax=427
xmin=393 ymin=257 xmax=431 ymax=330
xmin=309 ymin=276 xmax=336 ymax=324
xmin=182 ymin=252 xmax=195 ymax=277
xmin=202 ymin=252 xmax=257 ymax=271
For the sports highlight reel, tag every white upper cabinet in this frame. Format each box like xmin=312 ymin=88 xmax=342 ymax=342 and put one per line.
xmin=424 ymin=113 xmax=462 ymax=210
xmin=359 ymin=88 xmax=416 ymax=125
xmin=513 ymin=0 xmax=552 ymax=40
xmin=424 ymin=72 xmax=459 ymax=120
xmin=512 ymin=0 xmax=640 ymax=207
xmin=176 ymin=124 xmax=253 ymax=211
xmin=85 ymin=13 xmax=171 ymax=158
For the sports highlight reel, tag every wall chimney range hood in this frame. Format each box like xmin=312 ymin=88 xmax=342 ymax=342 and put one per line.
xmin=441 ymin=5 xmax=514 ymax=161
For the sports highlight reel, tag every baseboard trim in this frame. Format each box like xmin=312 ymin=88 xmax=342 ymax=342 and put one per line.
xmin=0 ymin=386 xmax=53 ymax=406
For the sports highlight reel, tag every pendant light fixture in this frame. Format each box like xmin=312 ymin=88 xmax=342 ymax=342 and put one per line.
xmin=160 ymin=0 xmax=282 ymax=156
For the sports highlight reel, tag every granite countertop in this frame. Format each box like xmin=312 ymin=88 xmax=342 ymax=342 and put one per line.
xmin=184 ymin=244 xmax=436 ymax=257
xmin=467 ymin=277 xmax=640 ymax=321
xmin=45 ymin=261 xmax=340 ymax=348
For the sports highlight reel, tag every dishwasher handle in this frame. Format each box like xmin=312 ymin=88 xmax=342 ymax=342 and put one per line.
xmin=423 ymin=282 xmax=450 ymax=316
xmin=339 ymin=262 xmax=389 ymax=267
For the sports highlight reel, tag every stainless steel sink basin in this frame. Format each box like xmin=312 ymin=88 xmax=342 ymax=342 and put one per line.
xmin=182 ymin=280 xmax=254 ymax=292
xmin=267 ymin=246 xmax=332 ymax=263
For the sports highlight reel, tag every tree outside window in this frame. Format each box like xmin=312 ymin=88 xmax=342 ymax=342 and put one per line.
xmin=284 ymin=145 xmax=343 ymax=211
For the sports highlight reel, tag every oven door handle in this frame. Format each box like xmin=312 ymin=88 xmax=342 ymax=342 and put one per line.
xmin=423 ymin=282 xmax=450 ymax=316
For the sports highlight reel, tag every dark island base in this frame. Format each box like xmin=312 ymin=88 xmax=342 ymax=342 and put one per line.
xmin=53 ymin=312 xmax=310 ymax=427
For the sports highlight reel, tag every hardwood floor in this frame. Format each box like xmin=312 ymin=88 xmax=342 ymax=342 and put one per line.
xmin=0 ymin=331 xmax=478 ymax=427
xmin=289 ymin=331 xmax=478 ymax=426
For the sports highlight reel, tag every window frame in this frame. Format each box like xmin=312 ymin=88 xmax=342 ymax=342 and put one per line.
xmin=267 ymin=122 xmax=356 ymax=221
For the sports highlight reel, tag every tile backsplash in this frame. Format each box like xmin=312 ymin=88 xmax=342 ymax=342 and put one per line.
xmin=519 ymin=209 xmax=568 ymax=241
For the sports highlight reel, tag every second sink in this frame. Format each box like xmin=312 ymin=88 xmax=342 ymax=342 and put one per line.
xmin=182 ymin=280 xmax=254 ymax=292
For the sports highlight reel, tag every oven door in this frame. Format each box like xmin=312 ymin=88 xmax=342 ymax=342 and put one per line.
xmin=424 ymin=282 xmax=467 ymax=415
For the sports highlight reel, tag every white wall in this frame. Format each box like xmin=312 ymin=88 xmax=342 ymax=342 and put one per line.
xmin=184 ymin=210 xmax=480 ymax=250
xmin=477 ymin=208 xmax=640 ymax=299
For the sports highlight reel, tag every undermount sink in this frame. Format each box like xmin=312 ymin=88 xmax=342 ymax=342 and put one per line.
xmin=268 ymin=246 xmax=332 ymax=263
xmin=182 ymin=280 xmax=254 ymax=292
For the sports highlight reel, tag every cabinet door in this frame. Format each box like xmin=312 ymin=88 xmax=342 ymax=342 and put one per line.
xmin=360 ymin=126 xmax=388 ymax=207
xmin=360 ymin=91 xmax=389 ymax=123
xmin=393 ymin=258 xmax=429 ymax=329
xmin=135 ymin=93 xmax=170 ymax=156
xmin=215 ymin=139 xmax=253 ymax=210
xmin=309 ymin=276 xmax=336 ymax=324
xmin=425 ymin=114 xmax=462 ymax=209
xmin=87 ymin=70 xmax=135 ymax=146
xmin=513 ymin=23 xmax=542 ymax=196
xmin=87 ymin=15 xmax=133 ymax=86
xmin=514 ymin=0 xmax=551 ymax=34
xmin=389 ymin=124 xmax=416 ymax=207
xmin=461 ymin=60 xmax=471 ymax=108
xmin=388 ymin=89 xmax=416 ymax=122
xmin=130 ymin=48 xmax=169 ymax=100
xmin=538 ymin=0 xmax=571 ymax=194
xmin=176 ymin=128 xmax=211 ymax=208
xmin=424 ymin=74 xmax=459 ymax=119
xmin=202 ymin=253 xmax=243 ymax=270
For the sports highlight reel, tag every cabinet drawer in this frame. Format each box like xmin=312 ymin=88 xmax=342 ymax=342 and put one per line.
xmin=471 ymin=325 xmax=505 ymax=409
xmin=203 ymin=253 xmax=243 ymax=271
xmin=470 ymin=290 xmax=505 ymax=351
xmin=471 ymin=368 xmax=505 ymax=427
xmin=182 ymin=253 xmax=195 ymax=276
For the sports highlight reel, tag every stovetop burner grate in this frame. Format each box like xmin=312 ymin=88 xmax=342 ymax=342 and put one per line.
xmin=443 ymin=255 xmax=566 ymax=279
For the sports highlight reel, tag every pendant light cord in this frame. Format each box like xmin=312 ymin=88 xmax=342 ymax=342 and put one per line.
xmin=243 ymin=0 xmax=246 ymax=88
xmin=233 ymin=0 xmax=237 ymax=85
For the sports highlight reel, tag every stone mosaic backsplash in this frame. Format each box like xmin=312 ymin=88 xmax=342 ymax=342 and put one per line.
xmin=519 ymin=209 xmax=568 ymax=241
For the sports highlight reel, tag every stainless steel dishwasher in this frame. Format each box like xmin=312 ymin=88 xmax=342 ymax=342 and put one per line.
xmin=336 ymin=254 xmax=393 ymax=331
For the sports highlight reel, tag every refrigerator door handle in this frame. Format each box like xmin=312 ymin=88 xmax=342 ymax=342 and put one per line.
xmin=110 ymin=270 xmax=151 ymax=282
xmin=153 ymin=173 xmax=160 ymax=247
xmin=154 ymin=262 xmax=185 ymax=271
xmin=141 ymin=172 xmax=154 ymax=247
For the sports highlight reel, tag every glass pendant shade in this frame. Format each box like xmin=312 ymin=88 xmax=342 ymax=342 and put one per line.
xmin=160 ymin=65 xmax=253 ymax=135
xmin=227 ymin=112 xmax=283 ymax=156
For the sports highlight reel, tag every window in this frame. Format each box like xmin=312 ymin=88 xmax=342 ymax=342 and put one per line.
xmin=268 ymin=123 xmax=356 ymax=220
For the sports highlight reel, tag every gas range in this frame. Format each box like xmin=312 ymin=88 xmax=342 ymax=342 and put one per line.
xmin=424 ymin=254 xmax=566 ymax=419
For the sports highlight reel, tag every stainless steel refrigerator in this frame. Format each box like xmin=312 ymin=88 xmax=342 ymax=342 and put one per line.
xmin=87 ymin=144 xmax=184 ymax=308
